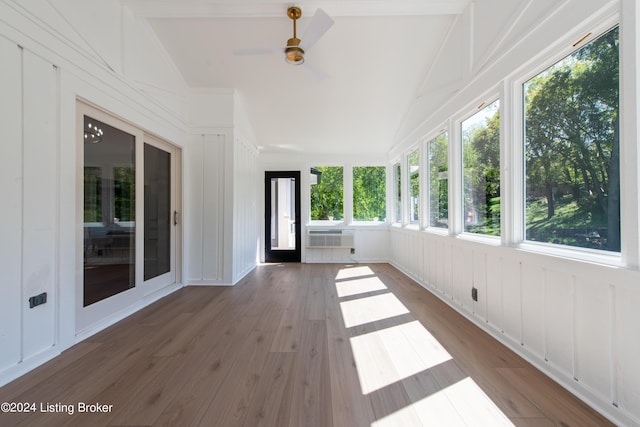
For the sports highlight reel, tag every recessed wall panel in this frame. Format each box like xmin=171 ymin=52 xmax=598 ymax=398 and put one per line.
xmin=202 ymin=135 xmax=224 ymax=281
xmin=501 ymin=258 xmax=521 ymax=342
xmin=0 ymin=39 xmax=23 ymax=370
xmin=574 ymin=275 xmax=611 ymax=400
xmin=544 ymin=269 xmax=573 ymax=374
xmin=521 ymin=263 xmax=545 ymax=358
xmin=21 ymin=51 xmax=57 ymax=359
xmin=485 ymin=253 xmax=502 ymax=329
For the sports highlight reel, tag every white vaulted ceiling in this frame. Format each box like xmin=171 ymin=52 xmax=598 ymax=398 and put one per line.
xmin=124 ymin=1 xmax=471 ymax=155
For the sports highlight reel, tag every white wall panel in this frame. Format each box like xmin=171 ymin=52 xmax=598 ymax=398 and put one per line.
xmin=432 ymin=240 xmax=441 ymax=292
xmin=615 ymin=285 xmax=640 ymax=420
xmin=472 ymin=250 xmax=487 ymax=320
xmin=457 ymin=245 xmax=474 ymax=311
xmin=544 ymin=269 xmax=573 ymax=374
xmin=0 ymin=38 xmax=23 ymax=371
xmin=410 ymin=233 xmax=421 ymax=279
xmin=441 ymin=241 xmax=454 ymax=299
xmin=472 ymin=0 xmax=526 ymax=69
xmin=201 ymin=135 xmax=225 ymax=282
xmin=485 ymin=253 xmax=502 ymax=330
xmin=574 ymin=275 xmax=611 ymax=401
xmin=521 ymin=263 xmax=545 ymax=359
xmin=501 ymin=258 xmax=521 ymax=342
xmin=232 ymin=137 xmax=258 ymax=281
xmin=54 ymin=0 xmax=123 ymax=72
xmin=21 ymin=51 xmax=57 ymax=360
xmin=122 ymin=8 xmax=188 ymax=117
xmin=354 ymin=229 xmax=389 ymax=263
xmin=185 ymin=135 xmax=204 ymax=282
xmin=427 ymin=238 xmax=437 ymax=288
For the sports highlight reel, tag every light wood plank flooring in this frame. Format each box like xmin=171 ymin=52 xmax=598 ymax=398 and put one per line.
xmin=0 ymin=263 xmax=613 ymax=427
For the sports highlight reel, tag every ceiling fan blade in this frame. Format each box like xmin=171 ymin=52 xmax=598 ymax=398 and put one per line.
xmin=301 ymin=61 xmax=330 ymax=81
xmin=233 ymin=47 xmax=282 ymax=56
xmin=300 ymin=8 xmax=334 ymax=52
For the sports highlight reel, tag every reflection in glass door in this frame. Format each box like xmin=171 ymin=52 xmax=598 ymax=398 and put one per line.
xmin=144 ymin=143 xmax=171 ymax=280
xmin=143 ymin=139 xmax=177 ymax=293
xmin=83 ymin=115 xmax=136 ymax=306
xmin=265 ymin=171 xmax=301 ymax=262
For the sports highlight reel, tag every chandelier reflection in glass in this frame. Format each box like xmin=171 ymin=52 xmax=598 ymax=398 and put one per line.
xmin=84 ymin=122 xmax=104 ymax=144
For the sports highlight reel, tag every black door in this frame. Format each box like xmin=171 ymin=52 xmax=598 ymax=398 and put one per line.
xmin=265 ymin=171 xmax=301 ymax=262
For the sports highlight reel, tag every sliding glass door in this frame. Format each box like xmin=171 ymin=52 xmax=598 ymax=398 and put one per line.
xmin=78 ymin=102 xmax=181 ymax=331
xmin=142 ymin=136 xmax=178 ymax=293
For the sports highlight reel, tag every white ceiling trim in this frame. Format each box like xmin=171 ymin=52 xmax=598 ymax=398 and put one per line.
xmin=124 ymin=0 xmax=470 ymax=18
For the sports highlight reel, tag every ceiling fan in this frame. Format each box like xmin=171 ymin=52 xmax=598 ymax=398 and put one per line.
xmin=233 ymin=6 xmax=334 ymax=72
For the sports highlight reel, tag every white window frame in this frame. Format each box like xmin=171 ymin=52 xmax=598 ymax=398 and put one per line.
xmin=510 ymin=16 xmax=624 ymax=265
xmin=406 ymin=146 xmax=421 ymax=227
xmin=424 ymin=124 xmax=450 ymax=234
xmin=455 ymin=94 xmax=502 ymax=243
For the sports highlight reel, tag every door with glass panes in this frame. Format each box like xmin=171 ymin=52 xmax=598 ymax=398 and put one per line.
xmin=79 ymin=102 xmax=181 ymax=331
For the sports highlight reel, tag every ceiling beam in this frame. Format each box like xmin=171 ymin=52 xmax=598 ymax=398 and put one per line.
xmin=124 ymin=0 xmax=470 ymax=19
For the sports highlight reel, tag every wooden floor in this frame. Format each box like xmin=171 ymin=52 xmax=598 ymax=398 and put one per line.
xmin=0 ymin=263 xmax=612 ymax=427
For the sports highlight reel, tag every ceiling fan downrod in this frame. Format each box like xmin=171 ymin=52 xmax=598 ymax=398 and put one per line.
xmin=285 ymin=6 xmax=304 ymax=65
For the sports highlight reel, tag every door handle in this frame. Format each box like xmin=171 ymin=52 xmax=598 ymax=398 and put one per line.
xmin=173 ymin=210 xmax=179 ymax=226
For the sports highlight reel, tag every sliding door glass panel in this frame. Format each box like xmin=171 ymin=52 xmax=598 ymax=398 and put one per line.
xmin=83 ymin=115 xmax=136 ymax=307
xmin=144 ymin=143 xmax=171 ymax=280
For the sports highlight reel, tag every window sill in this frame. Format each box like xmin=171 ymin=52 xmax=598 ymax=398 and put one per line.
xmin=348 ymin=221 xmax=389 ymax=228
xmin=423 ymin=227 xmax=449 ymax=237
xmin=457 ymin=232 xmax=502 ymax=246
xmin=306 ymin=220 xmax=345 ymax=227
xmin=516 ymin=241 xmax=623 ymax=268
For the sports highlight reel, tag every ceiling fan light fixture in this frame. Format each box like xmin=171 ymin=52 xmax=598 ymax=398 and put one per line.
xmin=285 ymin=38 xmax=304 ymax=65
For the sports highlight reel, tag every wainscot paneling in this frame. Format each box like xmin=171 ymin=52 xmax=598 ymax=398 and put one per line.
xmin=389 ymin=227 xmax=640 ymax=426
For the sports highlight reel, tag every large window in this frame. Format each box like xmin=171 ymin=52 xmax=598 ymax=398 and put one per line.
xmin=427 ymin=132 xmax=448 ymax=229
xmin=310 ymin=166 xmax=343 ymax=221
xmin=524 ymin=27 xmax=619 ymax=252
xmin=393 ymin=163 xmax=401 ymax=223
xmin=408 ymin=150 xmax=420 ymax=224
xmin=462 ymin=100 xmax=500 ymax=236
xmin=353 ymin=166 xmax=386 ymax=222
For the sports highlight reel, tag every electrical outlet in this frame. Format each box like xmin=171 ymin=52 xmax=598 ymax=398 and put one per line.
xmin=471 ymin=287 xmax=478 ymax=302
xmin=29 ymin=292 xmax=47 ymax=309
xmin=350 ymin=248 xmax=355 ymax=254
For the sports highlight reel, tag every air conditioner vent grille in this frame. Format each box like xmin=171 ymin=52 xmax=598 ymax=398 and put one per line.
xmin=306 ymin=229 xmax=354 ymax=248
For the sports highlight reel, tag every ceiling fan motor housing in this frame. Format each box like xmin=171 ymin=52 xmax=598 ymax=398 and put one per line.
xmin=285 ymin=37 xmax=304 ymax=64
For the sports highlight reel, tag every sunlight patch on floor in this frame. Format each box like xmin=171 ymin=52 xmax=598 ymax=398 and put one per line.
xmin=440 ymin=377 xmax=514 ymax=425
xmin=349 ymin=321 xmax=452 ymax=394
xmin=335 ymin=276 xmax=388 ymax=298
xmin=335 ymin=265 xmax=375 ymax=280
xmin=371 ymin=377 xmax=514 ymax=427
xmin=339 ymin=293 xmax=410 ymax=328
xmin=371 ymin=388 xmax=466 ymax=427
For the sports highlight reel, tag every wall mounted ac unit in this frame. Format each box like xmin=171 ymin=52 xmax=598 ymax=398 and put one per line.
xmin=306 ymin=229 xmax=354 ymax=248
